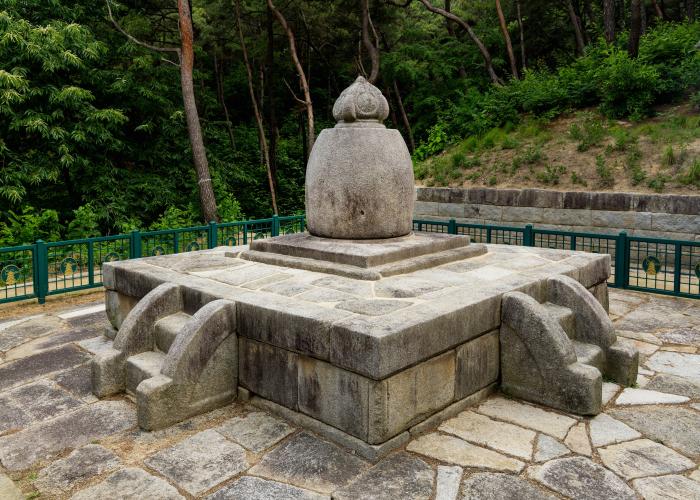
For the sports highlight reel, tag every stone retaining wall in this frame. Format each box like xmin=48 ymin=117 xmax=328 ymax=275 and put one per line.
xmin=415 ymin=187 xmax=700 ymax=241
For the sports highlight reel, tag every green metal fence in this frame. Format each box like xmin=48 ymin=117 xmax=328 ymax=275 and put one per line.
xmin=0 ymin=214 xmax=697 ymax=305
xmin=414 ymin=219 xmax=699 ymax=300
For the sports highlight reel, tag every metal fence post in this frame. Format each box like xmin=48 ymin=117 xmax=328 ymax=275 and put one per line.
xmin=130 ymin=230 xmax=142 ymax=259
xmin=673 ymin=243 xmax=682 ymax=294
xmin=35 ymin=240 xmax=48 ymax=304
xmin=209 ymin=221 xmax=218 ymax=248
xmin=87 ymin=240 xmax=94 ymax=286
xmin=524 ymin=224 xmax=535 ymax=246
xmin=448 ymin=218 xmax=457 ymax=235
xmin=615 ymin=231 xmax=628 ymax=288
xmin=272 ymin=215 xmax=280 ymax=237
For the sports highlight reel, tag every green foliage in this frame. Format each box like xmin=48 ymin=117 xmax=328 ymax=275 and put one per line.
xmin=66 ymin=204 xmax=100 ymax=240
xmin=595 ymin=155 xmax=614 ymax=187
xmin=648 ymin=174 xmax=668 ymax=192
xmin=569 ymin=114 xmax=607 ymax=151
xmin=0 ymin=206 xmax=62 ymax=246
xmin=148 ymin=206 xmax=197 ymax=231
xmin=536 ymin=165 xmax=566 ymax=185
xmin=570 ymin=171 xmax=587 ymax=186
xmin=680 ymin=159 xmax=700 ymax=187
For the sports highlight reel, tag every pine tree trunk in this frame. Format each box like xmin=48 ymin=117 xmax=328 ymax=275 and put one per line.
xmin=604 ymin=0 xmax=616 ymax=43
xmin=361 ymin=0 xmax=380 ymax=84
xmin=267 ymin=0 xmax=315 ymax=154
xmin=393 ymin=80 xmax=415 ymax=153
xmin=236 ymin=0 xmax=278 ymax=215
xmin=651 ymin=0 xmax=664 ymax=19
xmin=177 ymin=0 xmax=219 ymax=222
xmin=688 ymin=0 xmax=695 ymax=20
xmin=495 ymin=0 xmax=519 ymax=79
xmin=566 ymin=0 xmax=586 ymax=56
xmin=516 ymin=0 xmax=526 ymax=69
xmin=629 ymin=0 xmax=642 ymax=58
xmin=266 ymin=6 xmax=279 ymax=192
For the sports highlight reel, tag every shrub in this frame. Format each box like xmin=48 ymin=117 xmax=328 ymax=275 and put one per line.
xmin=571 ymin=171 xmax=587 ymax=186
xmin=596 ymin=155 xmax=614 ymax=187
xmin=648 ymin=174 xmax=667 ymax=192
xmin=680 ymin=159 xmax=700 ymax=187
xmin=536 ymin=165 xmax=566 ymax=185
xmin=570 ymin=113 xmax=607 ymax=151
xmin=66 ymin=203 xmax=100 ymax=240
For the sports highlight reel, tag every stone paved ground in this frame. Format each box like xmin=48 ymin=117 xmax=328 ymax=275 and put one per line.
xmin=0 ymin=289 xmax=698 ymax=499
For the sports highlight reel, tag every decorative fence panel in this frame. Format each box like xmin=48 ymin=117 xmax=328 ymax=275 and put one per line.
xmin=0 ymin=215 xmax=696 ymax=305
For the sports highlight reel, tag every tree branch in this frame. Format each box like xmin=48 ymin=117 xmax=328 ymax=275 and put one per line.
xmin=105 ymin=0 xmax=181 ymax=58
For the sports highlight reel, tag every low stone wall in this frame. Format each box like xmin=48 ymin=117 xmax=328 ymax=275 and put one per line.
xmin=415 ymin=187 xmax=700 ymax=241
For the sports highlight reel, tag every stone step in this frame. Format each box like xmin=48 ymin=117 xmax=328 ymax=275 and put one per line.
xmin=126 ymin=351 xmax=165 ymax=395
xmin=542 ymin=302 xmax=576 ymax=338
xmin=573 ymin=341 xmax=605 ymax=372
xmin=154 ymin=312 xmax=192 ymax=354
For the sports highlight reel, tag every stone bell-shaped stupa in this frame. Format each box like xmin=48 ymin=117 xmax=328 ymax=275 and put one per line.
xmin=305 ymin=76 xmax=415 ymax=239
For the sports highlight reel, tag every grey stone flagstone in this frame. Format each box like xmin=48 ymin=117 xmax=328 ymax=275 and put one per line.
xmin=0 ymin=472 xmax=22 ymax=500
xmin=435 ymin=465 xmax=462 ymax=500
xmin=598 ymin=439 xmax=695 ymax=480
xmin=461 ymin=472 xmax=557 ymax=500
xmin=533 ymin=434 xmax=570 ymax=462
xmin=589 ymin=413 xmax=641 ymax=448
xmin=645 ymin=373 xmax=700 ymax=399
xmin=477 ymin=397 xmax=576 ymax=439
xmin=249 ymin=432 xmax=370 ymax=494
xmin=0 ymin=379 xmax=83 ymax=433
xmin=333 ymin=452 xmax=434 ymax=500
xmin=71 ymin=467 xmax=184 ymax=500
xmin=615 ymin=387 xmax=689 ymax=405
xmin=35 ymin=444 xmax=120 ymax=496
xmin=529 ymin=456 xmax=636 ymax=500
xmin=215 ymin=411 xmax=294 ymax=452
xmin=206 ymin=476 xmax=328 ymax=500
xmin=632 ymin=474 xmax=700 ymax=500
xmin=144 ymin=429 xmax=248 ymax=496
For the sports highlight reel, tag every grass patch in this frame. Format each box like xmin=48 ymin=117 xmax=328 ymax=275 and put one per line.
xmin=569 ymin=113 xmax=608 ymax=152
xmin=536 ymin=164 xmax=566 ymax=185
xmin=595 ymin=155 xmax=614 ymax=187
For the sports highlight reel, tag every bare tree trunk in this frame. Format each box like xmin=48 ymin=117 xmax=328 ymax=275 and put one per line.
xmin=566 ymin=0 xmax=586 ymax=56
xmin=688 ymin=0 xmax=696 ymax=20
xmin=177 ymin=0 xmax=218 ymax=222
xmin=265 ymin=5 xmax=279 ymax=191
xmin=236 ymin=0 xmax=278 ymax=215
xmin=516 ymin=0 xmax=526 ymax=69
xmin=267 ymin=0 xmax=315 ymax=153
xmin=629 ymin=0 xmax=642 ymax=58
xmin=651 ymin=0 xmax=664 ymax=18
xmin=417 ymin=0 xmax=503 ymax=85
xmin=495 ymin=0 xmax=519 ymax=79
xmin=361 ymin=0 xmax=380 ymax=83
xmin=604 ymin=0 xmax=616 ymax=43
xmin=214 ymin=53 xmax=236 ymax=149
xmin=392 ymin=80 xmax=415 ymax=153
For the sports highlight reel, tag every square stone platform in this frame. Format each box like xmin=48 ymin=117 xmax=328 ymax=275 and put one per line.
xmin=103 ymin=236 xmax=610 ymax=457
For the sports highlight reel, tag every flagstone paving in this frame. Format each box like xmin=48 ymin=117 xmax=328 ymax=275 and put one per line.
xmin=0 ymin=288 xmax=698 ymax=498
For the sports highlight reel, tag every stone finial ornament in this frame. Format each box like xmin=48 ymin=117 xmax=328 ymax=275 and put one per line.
xmin=332 ymin=76 xmax=390 ymax=125
xmin=305 ymin=76 xmax=415 ymax=239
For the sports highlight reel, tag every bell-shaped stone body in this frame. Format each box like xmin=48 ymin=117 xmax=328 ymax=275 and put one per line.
xmin=305 ymin=76 xmax=414 ymax=239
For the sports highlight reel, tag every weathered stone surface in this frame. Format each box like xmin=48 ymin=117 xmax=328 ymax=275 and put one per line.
xmin=615 ymin=388 xmax=689 ymax=405
xmin=249 ymin=432 xmax=369 ymax=494
xmin=601 ymin=382 xmax=620 ymax=405
xmin=589 ymin=414 xmax=641 ymax=447
xmin=0 ymin=379 xmax=83 ymax=433
xmin=239 ymin=338 xmax=298 ymax=410
xmin=534 ymin=434 xmax=569 ymax=462
xmin=35 ymin=444 xmax=120 ymax=496
xmin=406 ymin=433 xmax=524 ymax=472
xmin=645 ymin=351 xmax=700 ymax=380
xmin=306 ymin=77 xmax=414 ymax=239
xmin=215 ymin=411 xmax=294 ymax=452
xmin=0 ymin=400 xmax=135 ymax=471
xmin=0 ymin=472 xmax=22 ymax=500
xmin=336 ymin=299 xmax=412 ymax=316
xmin=334 ymin=452 xmax=434 ymax=500
xmin=0 ymin=344 xmax=90 ymax=391
xmin=0 ymin=315 xmax=66 ymax=352
xmin=610 ymin=406 xmax=700 ymax=458
xmin=500 ymin=292 xmax=602 ymax=415
xmin=646 ymin=373 xmax=700 ymax=398
xmin=455 ymin=331 xmax=499 ymax=399
xmin=461 ymin=473 xmax=556 ymax=500
xmin=599 ymin=439 xmax=695 ymax=480
xmin=435 ymin=465 xmax=462 ymax=500
xmin=658 ymin=327 xmax=700 ymax=347
xmin=439 ymin=411 xmax=535 ymax=459
xmin=529 ymin=456 xmax=636 ymax=500
xmin=564 ymin=422 xmax=591 ymax=456
xmin=71 ymin=467 xmax=184 ymax=500
xmin=206 ymin=476 xmax=327 ymax=500
xmin=376 ymin=351 xmax=456 ymax=443
xmin=52 ymin=362 xmax=95 ymax=400
xmin=375 ymin=277 xmax=444 ymax=298
xmin=477 ymin=398 xmax=576 ymax=439
xmin=145 ymin=429 xmax=248 ymax=495
xmin=632 ymin=474 xmax=700 ymax=500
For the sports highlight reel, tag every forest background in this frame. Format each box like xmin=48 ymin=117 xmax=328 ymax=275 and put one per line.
xmin=1 ymin=0 xmax=698 ymax=246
